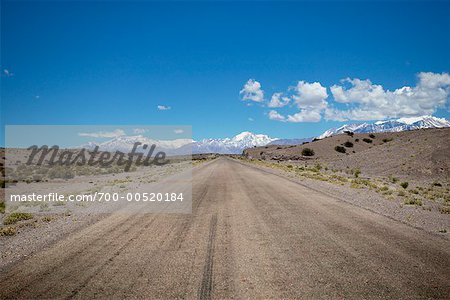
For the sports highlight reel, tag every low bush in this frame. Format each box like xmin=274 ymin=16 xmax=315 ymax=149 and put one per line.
xmin=440 ymin=206 xmax=450 ymax=214
xmin=344 ymin=131 xmax=354 ymax=137
xmin=390 ymin=176 xmax=399 ymax=183
xmin=0 ymin=226 xmax=16 ymax=236
xmin=343 ymin=141 xmax=354 ymax=148
xmin=301 ymin=148 xmax=315 ymax=156
xmin=400 ymin=182 xmax=409 ymax=189
xmin=334 ymin=146 xmax=346 ymax=153
xmin=369 ymin=134 xmax=376 ymax=138
xmin=404 ymin=198 xmax=422 ymax=206
xmin=4 ymin=212 xmax=33 ymax=225
xmin=382 ymin=138 xmax=393 ymax=143
xmin=362 ymin=138 xmax=373 ymax=143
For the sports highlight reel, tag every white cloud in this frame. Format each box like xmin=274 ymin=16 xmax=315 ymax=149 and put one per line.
xmin=174 ymin=129 xmax=184 ymax=134
xmin=133 ymin=128 xmax=148 ymax=134
xmin=35 ymin=95 xmax=40 ymax=99
xmin=246 ymin=72 xmax=450 ymax=123
xmin=327 ymin=72 xmax=450 ymax=121
xmin=287 ymin=109 xmax=322 ymax=123
xmin=292 ymin=81 xmax=328 ymax=110
xmin=268 ymin=110 xmax=286 ymax=121
xmin=78 ymin=129 xmax=125 ymax=138
xmin=268 ymin=92 xmax=290 ymax=108
xmin=240 ymin=79 xmax=264 ymax=102
xmin=248 ymin=117 xmax=254 ymax=121
xmin=3 ymin=69 xmax=13 ymax=77
xmin=157 ymin=105 xmax=171 ymax=110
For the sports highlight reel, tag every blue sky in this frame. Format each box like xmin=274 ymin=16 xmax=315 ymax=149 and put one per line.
xmin=1 ymin=1 xmax=449 ymax=144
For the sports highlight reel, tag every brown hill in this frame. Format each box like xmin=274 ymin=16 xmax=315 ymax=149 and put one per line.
xmin=243 ymin=128 xmax=450 ymax=181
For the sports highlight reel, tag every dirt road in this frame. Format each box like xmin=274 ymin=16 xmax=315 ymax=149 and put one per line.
xmin=1 ymin=157 xmax=449 ymax=299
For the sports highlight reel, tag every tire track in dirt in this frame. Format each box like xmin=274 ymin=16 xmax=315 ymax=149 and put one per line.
xmin=198 ymin=214 xmax=218 ymax=300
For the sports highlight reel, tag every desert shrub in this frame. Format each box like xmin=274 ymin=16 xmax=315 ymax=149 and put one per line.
xmin=334 ymin=146 xmax=346 ymax=153
xmin=0 ymin=226 xmax=16 ymax=236
xmin=404 ymin=198 xmax=422 ymax=206
xmin=4 ymin=212 xmax=33 ymax=225
xmin=312 ymin=138 xmax=321 ymax=142
xmin=287 ymin=165 xmax=293 ymax=169
xmin=276 ymin=147 xmax=282 ymax=150
xmin=440 ymin=206 xmax=450 ymax=214
xmin=433 ymin=182 xmax=442 ymax=187
xmin=353 ymin=168 xmax=361 ymax=178
xmin=343 ymin=141 xmax=354 ymax=148
xmin=382 ymin=138 xmax=393 ymax=143
xmin=42 ymin=216 xmax=54 ymax=222
xmin=409 ymin=189 xmax=419 ymax=195
xmin=400 ymin=182 xmax=409 ymax=189
xmin=301 ymin=148 xmax=315 ymax=156
xmin=362 ymin=138 xmax=373 ymax=143
xmin=369 ymin=134 xmax=376 ymax=138
xmin=398 ymin=190 xmax=406 ymax=197
xmin=344 ymin=131 xmax=354 ymax=137
xmin=0 ymin=202 xmax=5 ymax=214
xmin=389 ymin=176 xmax=399 ymax=183
xmin=355 ymin=139 xmax=359 ymax=142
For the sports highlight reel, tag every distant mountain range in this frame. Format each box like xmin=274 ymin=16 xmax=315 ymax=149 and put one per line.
xmin=178 ymin=132 xmax=277 ymax=154
xmin=81 ymin=115 xmax=449 ymax=155
xmin=318 ymin=115 xmax=450 ymax=139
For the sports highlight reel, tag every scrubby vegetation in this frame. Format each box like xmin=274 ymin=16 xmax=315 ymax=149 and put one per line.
xmin=362 ymin=138 xmax=373 ymax=143
xmin=343 ymin=141 xmax=354 ymax=148
xmin=334 ymin=146 xmax=346 ymax=153
xmin=0 ymin=202 xmax=5 ymax=214
xmin=440 ymin=206 xmax=450 ymax=214
xmin=382 ymin=138 xmax=393 ymax=143
xmin=7 ymin=161 xmax=140 ymax=184
xmin=404 ymin=198 xmax=422 ymax=206
xmin=4 ymin=212 xmax=33 ymax=225
xmin=0 ymin=226 xmax=16 ymax=236
xmin=400 ymin=182 xmax=409 ymax=189
xmin=301 ymin=148 xmax=315 ymax=156
xmin=369 ymin=134 xmax=376 ymax=139
xmin=344 ymin=131 xmax=354 ymax=137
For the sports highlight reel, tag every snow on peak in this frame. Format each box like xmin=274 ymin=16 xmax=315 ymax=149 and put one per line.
xmin=233 ymin=131 xmax=254 ymax=141
xmin=397 ymin=115 xmax=432 ymax=125
xmin=318 ymin=115 xmax=450 ymax=138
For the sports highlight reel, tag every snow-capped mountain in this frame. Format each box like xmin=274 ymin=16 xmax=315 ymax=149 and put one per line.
xmin=81 ymin=135 xmax=193 ymax=153
xmin=80 ymin=132 xmax=277 ymax=155
xmin=178 ymin=131 xmax=277 ymax=154
xmin=318 ymin=115 xmax=450 ymax=139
